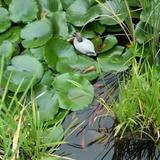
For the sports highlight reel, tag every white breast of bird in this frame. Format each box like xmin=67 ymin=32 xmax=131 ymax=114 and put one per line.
xmin=73 ymin=37 xmax=96 ymax=56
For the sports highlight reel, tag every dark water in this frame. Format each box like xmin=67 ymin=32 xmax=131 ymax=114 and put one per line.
xmin=55 ymin=71 xmax=160 ymax=160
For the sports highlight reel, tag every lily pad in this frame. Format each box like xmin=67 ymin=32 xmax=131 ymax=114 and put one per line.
xmin=140 ymin=1 xmax=160 ymax=28
xmin=42 ymin=125 xmax=64 ymax=143
xmin=98 ymin=46 xmax=129 ymax=72
xmin=49 ymin=11 xmax=68 ymax=38
xmin=9 ymin=0 xmax=38 ymax=23
xmin=56 ymin=55 xmax=98 ymax=81
xmin=44 ymin=37 xmax=77 ymax=70
xmin=0 ymin=40 xmax=14 ymax=59
xmin=35 ymin=85 xmax=59 ymax=122
xmin=60 ymin=0 xmax=75 ymax=9
xmin=3 ymin=55 xmax=44 ymax=92
xmin=21 ymin=18 xmax=53 ymax=48
xmin=99 ymin=0 xmax=127 ymax=26
xmin=53 ymin=73 xmax=94 ymax=111
xmin=0 ymin=26 xmax=21 ymax=44
xmin=98 ymin=35 xmax=118 ymax=53
xmin=128 ymin=0 xmax=141 ymax=7
xmin=0 ymin=7 xmax=11 ymax=33
xmin=135 ymin=22 xmax=153 ymax=44
xmin=38 ymin=0 xmax=62 ymax=13
xmin=66 ymin=0 xmax=97 ymax=26
xmin=87 ymin=22 xmax=105 ymax=35
xmin=30 ymin=46 xmax=45 ymax=61
xmin=81 ymin=30 xmax=96 ymax=39
xmin=40 ymin=70 xmax=55 ymax=86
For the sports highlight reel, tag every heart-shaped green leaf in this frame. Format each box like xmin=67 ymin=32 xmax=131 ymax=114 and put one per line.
xmin=0 ymin=40 xmax=14 ymax=59
xmin=0 ymin=7 xmax=11 ymax=33
xmin=98 ymin=46 xmax=129 ymax=72
xmin=81 ymin=30 xmax=96 ymax=39
xmin=49 ymin=11 xmax=68 ymax=38
xmin=140 ymin=1 xmax=160 ymax=28
xmin=127 ymin=0 xmax=141 ymax=7
xmin=0 ymin=26 xmax=21 ymax=44
xmin=3 ymin=55 xmax=44 ymax=92
xmin=56 ymin=55 xmax=98 ymax=81
xmin=35 ymin=85 xmax=59 ymax=122
xmin=98 ymin=35 xmax=118 ymax=53
xmin=38 ymin=0 xmax=62 ymax=13
xmin=66 ymin=0 xmax=97 ymax=26
xmin=87 ymin=22 xmax=105 ymax=35
xmin=42 ymin=125 xmax=64 ymax=143
xmin=21 ymin=18 xmax=53 ymax=48
xmin=135 ymin=22 xmax=153 ymax=44
xmin=44 ymin=37 xmax=77 ymax=70
xmin=99 ymin=0 xmax=127 ymax=26
xmin=60 ymin=0 xmax=75 ymax=9
xmin=40 ymin=70 xmax=55 ymax=86
xmin=30 ymin=46 xmax=45 ymax=61
xmin=9 ymin=0 xmax=38 ymax=23
xmin=53 ymin=73 xmax=94 ymax=111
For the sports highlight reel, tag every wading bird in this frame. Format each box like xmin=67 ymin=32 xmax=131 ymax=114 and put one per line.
xmin=73 ymin=32 xmax=97 ymax=57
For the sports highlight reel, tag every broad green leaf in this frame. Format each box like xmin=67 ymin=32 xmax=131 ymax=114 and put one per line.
xmin=35 ymin=85 xmax=59 ymax=122
xmin=128 ymin=0 xmax=141 ymax=7
xmin=60 ymin=0 xmax=75 ymax=9
xmin=81 ymin=30 xmax=96 ymax=39
xmin=135 ymin=22 xmax=153 ymax=44
xmin=9 ymin=0 xmax=38 ymax=23
xmin=40 ymin=70 xmax=55 ymax=86
xmin=3 ymin=0 xmax=11 ymax=6
xmin=66 ymin=0 xmax=97 ymax=26
xmin=56 ymin=55 xmax=98 ymax=81
xmin=7 ymin=27 xmax=21 ymax=44
xmin=0 ymin=26 xmax=21 ymax=44
xmin=140 ymin=1 xmax=160 ymax=28
xmin=98 ymin=46 xmax=129 ymax=72
xmin=44 ymin=37 xmax=77 ymax=70
xmin=21 ymin=18 xmax=53 ymax=48
xmin=106 ymin=24 xmax=123 ymax=32
xmin=53 ymin=73 xmax=94 ymax=111
xmin=87 ymin=22 xmax=105 ymax=35
xmin=42 ymin=125 xmax=64 ymax=143
xmin=38 ymin=0 xmax=62 ymax=13
xmin=99 ymin=0 xmax=128 ymax=26
xmin=0 ymin=40 xmax=14 ymax=59
xmin=98 ymin=35 xmax=118 ymax=53
xmin=71 ymin=55 xmax=98 ymax=80
xmin=92 ymin=36 xmax=103 ymax=52
xmin=49 ymin=11 xmax=68 ymax=38
xmin=3 ymin=55 xmax=44 ymax=92
xmin=30 ymin=46 xmax=45 ymax=61
xmin=0 ymin=7 xmax=11 ymax=33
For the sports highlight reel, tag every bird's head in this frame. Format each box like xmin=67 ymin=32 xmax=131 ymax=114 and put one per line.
xmin=73 ymin=32 xmax=83 ymax=42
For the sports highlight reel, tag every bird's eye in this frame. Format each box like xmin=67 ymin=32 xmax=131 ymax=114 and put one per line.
xmin=73 ymin=32 xmax=76 ymax=37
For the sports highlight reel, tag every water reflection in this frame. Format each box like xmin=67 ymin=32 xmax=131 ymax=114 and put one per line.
xmin=55 ymin=71 xmax=160 ymax=160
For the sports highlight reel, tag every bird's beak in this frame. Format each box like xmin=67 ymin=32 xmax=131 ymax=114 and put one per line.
xmin=67 ymin=37 xmax=74 ymax=42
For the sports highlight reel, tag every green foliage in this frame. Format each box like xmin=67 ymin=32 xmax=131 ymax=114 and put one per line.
xmin=9 ymin=0 xmax=38 ymax=23
xmin=0 ymin=40 xmax=14 ymax=59
xmin=2 ymin=55 xmax=44 ymax=92
xmin=21 ymin=18 xmax=53 ymax=48
xmin=53 ymin=72 xmax=94 ymax=111
xmin=98 ymin=46 xmax=130 ymax=72
xmin=44 ymin=37 xmax=77 ymax=70
xmin=0 ymin=0 xmax=160 ymax=157
xmin=0 ymin=7 xmax=11 ymax=33
xmin=113 ymin=66 xmax=160 ymax=141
